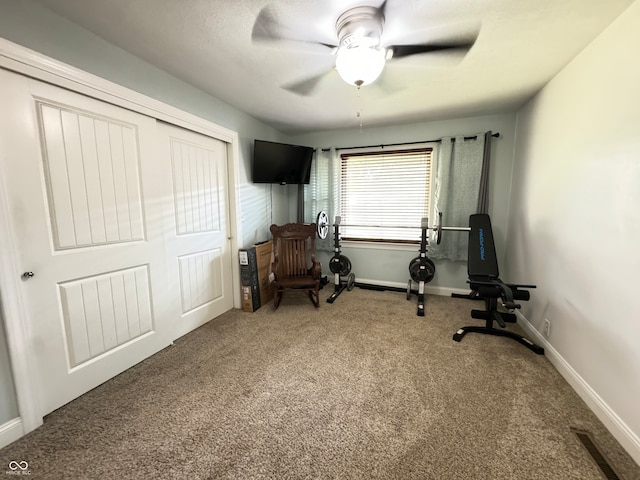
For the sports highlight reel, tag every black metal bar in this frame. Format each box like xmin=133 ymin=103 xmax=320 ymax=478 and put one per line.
xmin=319 ymin=132 xmax=500 ymax=152
xmin=296 ymin=184 xmax=305 ymax=223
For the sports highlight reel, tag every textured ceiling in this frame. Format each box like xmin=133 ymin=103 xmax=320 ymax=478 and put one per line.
xmin=34 ymin=0 xmax=635 ymax=135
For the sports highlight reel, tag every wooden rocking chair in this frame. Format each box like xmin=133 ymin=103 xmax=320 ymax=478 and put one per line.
xmin=270 ymin=223 xmax=322 ymax=309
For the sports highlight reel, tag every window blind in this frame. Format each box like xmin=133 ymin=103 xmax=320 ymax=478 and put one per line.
xmin=340 ymin=148 xmax=433 ymax=242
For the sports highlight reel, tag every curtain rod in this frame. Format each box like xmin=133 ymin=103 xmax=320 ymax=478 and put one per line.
xmin=320 ymin=132 xmax=499 ymax=152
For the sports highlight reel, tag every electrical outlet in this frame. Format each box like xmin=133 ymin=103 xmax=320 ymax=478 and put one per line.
xmin=543 ymin=318 xmax=551 ymax=338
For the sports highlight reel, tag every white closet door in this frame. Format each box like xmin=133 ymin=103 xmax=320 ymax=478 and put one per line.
xmin=0 ymin=70 xmax=174 ymax=415
xmin=158 ymin=123 xmax=234 ymax=339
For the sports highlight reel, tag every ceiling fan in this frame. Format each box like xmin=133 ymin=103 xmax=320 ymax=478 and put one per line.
xmin=251 ymin=1 xmax=479 ymax=96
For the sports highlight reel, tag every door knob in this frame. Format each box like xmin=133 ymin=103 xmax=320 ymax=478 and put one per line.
xmin=22 ymin=272 xmax=35 ymax=279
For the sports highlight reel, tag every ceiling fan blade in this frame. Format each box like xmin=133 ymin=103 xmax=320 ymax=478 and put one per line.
xmin=252 ymin=6 xmax=337 ymax=50
xmin=251 ymin=6 xmax=286 ymax=43
xmin=377 ymin=0 xmax=388 ymax=20
xmin=388 ymin=28 xmax=479 ymax=59
xmin=389 ymin=39 xmax=475 ymax=59
xmin=282 ymin=70 xmax=334 ymax=96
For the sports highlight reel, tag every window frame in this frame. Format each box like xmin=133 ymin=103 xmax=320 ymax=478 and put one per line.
xmin=338 ymin=143 xmax=438 ymax=245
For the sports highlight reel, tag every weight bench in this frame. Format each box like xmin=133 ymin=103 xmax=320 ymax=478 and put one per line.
xmin=452 ymin=214 xmax=544 ymax=355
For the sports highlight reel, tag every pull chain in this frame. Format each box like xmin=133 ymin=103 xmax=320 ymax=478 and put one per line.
xmin=356 ymin=85 xmax=363 ymax=131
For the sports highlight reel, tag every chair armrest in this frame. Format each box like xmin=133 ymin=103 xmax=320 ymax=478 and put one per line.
xmin=310 ymin=260 xmax=322 ymax=279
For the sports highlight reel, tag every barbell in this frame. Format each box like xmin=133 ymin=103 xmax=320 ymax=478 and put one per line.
xmin=315 ymin=211 xmax=471 ymax=243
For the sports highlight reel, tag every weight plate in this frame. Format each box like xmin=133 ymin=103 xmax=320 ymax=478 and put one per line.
xmin=316 ymin=211 xmax=329 ymax=239
xmin=423 ymin=257 xmax=436 ymax=283
xmin=417 ymin=264 xmax=431 ymax=282
xmin=329 ymin=256 xmax=342 ymax=274
xmin=409 ymin=257 xmax=436 ymax=283
xmin=347 ymin=273 xmax=356 ymax=291
xmin=329 ymin=255 xmax=352 ymax=276
xmin=409 ymin=257 xmax=421 ymax=282
xmin=339 ymin=256 xmax=352 ymax=276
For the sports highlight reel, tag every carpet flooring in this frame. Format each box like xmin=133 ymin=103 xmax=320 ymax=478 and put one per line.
xmin=1 ymin=287 xmax=639 ymax=479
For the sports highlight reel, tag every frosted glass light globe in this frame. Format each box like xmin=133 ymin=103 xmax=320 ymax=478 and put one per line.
xmin=335 ymin=45 xmax=386 ymax=87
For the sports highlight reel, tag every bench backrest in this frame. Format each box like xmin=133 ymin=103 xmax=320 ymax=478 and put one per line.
xmin=467 ymin=214 xmax=499 ymax=278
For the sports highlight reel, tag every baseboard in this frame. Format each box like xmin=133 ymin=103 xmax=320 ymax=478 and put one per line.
xmin=354 ymin=278 xmax=469 ymax=298
xmin=516 ymin=311 xmax=640 ymax=466
xmin=0 ymin=418 xmax=23 ymax=450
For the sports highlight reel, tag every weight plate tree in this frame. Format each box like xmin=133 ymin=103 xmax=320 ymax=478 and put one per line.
xmin=407 ymin=217 xmax=435 ymax=317
xmin=326 ymin=215 xmax=356 ymax=304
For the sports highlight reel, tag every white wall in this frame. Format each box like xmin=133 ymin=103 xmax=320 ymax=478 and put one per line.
xmin=289 ymin=112 xmax=517 ymax=290
xmin=508 ymin=0 xmax=640 ymax=462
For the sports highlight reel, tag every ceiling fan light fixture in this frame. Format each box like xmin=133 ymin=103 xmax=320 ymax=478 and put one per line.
xmin=335 ymin=45 xmax=386 ymax=87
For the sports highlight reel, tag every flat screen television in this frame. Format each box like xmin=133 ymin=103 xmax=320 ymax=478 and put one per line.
xmin=252 ymin=139 xmax=313 ymax=185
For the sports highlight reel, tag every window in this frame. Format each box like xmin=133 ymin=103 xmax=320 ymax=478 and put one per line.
xmin=340 ymin=145 xmax=434 ymax=243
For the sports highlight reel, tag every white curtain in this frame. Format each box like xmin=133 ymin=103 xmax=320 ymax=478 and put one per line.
xmin=429 ymin=135 xmax=486 ymax=261
xmin=304 ymin=147 xmax=340 ymax=251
